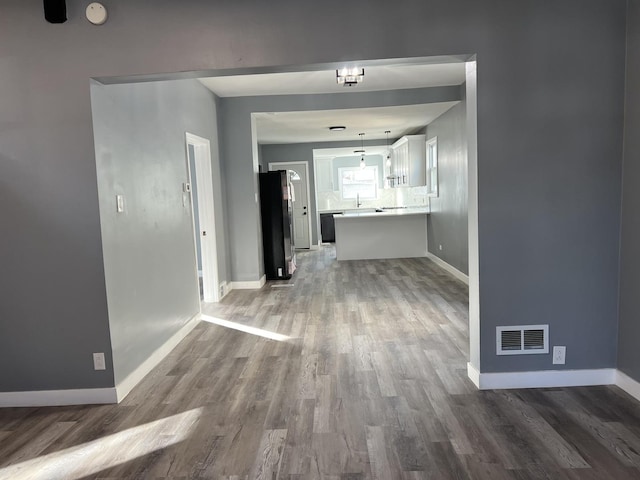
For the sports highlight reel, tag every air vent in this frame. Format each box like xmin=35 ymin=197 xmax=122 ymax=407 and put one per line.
xmin=496 ymin=325 xmax=549 ymax=355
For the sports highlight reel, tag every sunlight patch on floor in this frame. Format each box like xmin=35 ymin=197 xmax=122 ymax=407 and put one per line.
xmin=201 ymin=314 xmax=291 ymax=342
xmin=0 ymin=408 xmax=202 ymax=480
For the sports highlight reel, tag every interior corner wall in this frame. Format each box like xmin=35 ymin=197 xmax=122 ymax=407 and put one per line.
xmin=221 ymin=87 xmax=460 ymax=279
xmin=90 ymin=78 xmax=226 ymax=386
xmin=426 ymin=99 xmax=469 ymax=275
xmin=0 ymin=0 xmax=627 ymax=392
xmin=618 ymin=0 xmax=640 ymax=382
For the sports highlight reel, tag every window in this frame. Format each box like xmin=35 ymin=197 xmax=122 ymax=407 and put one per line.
xmin=338 ymin=166 xmax=378 ymax=200
xmin=426 ymin=137 xmax=438 ymax=197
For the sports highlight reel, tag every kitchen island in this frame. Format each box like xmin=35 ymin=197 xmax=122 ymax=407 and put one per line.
xmin=333 ymin=207 xmax=429 ymax=261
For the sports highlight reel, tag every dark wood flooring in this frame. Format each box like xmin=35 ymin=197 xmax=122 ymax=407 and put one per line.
xmin=1 ymin=246 xmax=640 ymax=479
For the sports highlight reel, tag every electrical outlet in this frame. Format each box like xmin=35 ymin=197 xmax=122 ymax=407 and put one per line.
xmin=552 ymin=346 xmax=566 ymax=365
xmin=439 ymin=244 xmax=443 ymax=251
xmin=93 ymin=352 xmax=106 ymax=371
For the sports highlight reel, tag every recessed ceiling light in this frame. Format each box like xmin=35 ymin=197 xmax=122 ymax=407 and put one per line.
xmin=329 ymin=126 xmax=346 ymax=131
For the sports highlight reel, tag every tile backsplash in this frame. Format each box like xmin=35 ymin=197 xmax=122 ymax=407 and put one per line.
xmin=317 ymin=186 xmax=428 ymax=212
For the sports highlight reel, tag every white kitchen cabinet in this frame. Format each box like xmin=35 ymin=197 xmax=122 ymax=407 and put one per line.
xmin=315 ymin=157 xmax=334 ymax=192
xmin=390 ymin=134 xmax=426 ymax=187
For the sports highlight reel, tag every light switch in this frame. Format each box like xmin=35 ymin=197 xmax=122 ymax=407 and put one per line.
xmin=116 ymin=194 xmax=125 ymax=213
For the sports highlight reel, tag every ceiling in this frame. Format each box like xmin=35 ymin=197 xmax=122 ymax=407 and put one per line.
xmin=253 ymin=102 xmax=459 ymax=144
xmin=198 ymin=62 xmax=466 ymax=145
xmin=199 ymin=63 xmax=465 ymax=97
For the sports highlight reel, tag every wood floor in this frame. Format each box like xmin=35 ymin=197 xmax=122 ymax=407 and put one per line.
xmin=2 ymin=246 xmax=640 ymax=479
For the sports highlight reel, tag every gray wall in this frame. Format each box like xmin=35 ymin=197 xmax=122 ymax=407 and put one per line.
xmin=221 ymin=86 xmax=460 ymax=282
xmin=426 ymin=101 xmax=469 ymax=275
xmin=91 ymin=78 xmax=226 ymax=385
xmin=0 ymin=0 xmax=626 ymax=393
xmin=618 ymin=0 xmax=640 ymax=382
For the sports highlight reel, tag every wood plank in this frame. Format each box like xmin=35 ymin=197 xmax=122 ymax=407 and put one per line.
xmin=1 ymin=247 xmax=639 ymax=479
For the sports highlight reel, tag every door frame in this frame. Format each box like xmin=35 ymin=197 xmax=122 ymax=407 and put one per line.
xmin=185 ymin=132 xmax=220 ymax=302
xmin=268 ymin=161 xmax=313 ymax=250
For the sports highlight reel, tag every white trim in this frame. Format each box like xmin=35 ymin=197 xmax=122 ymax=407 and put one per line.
xmin=115 ymin=314 xmax=200 ymax=402
xmin=468 ymin=365 xmax=640 ymax=402
xmin=465 ymin=60 xmax=481 ymax=373
xmin=426 ymin=136 xmax=438 ymax=197
xmin=185 ymin=132 xmax=220 ymax=303
xmin=469 ymin=368 xmax=616 ymax=390
xmin=426 ymin=252 xmax=469 ymax=284
xmin=310 ymin=243 xmax=320 ymax=251
xmin=467 ymin=362 xmax=480 ymax=388
xmin=615 ymin=370 xmax=640 ymax=403
xmin=219 ymin=281 xmax=229 ymax=300
xmin=230 ymin=275 xmax=266 ymax=290
xmin=0 ymin=388 xmax=117 ymax=408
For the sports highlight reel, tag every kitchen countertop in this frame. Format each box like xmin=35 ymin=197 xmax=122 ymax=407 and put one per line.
xmin=333 ymin=207 xmax=430 ymax=219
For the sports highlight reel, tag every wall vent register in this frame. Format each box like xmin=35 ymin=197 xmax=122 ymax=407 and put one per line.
xmin=496 ymin=325 xmax=549 ymax=355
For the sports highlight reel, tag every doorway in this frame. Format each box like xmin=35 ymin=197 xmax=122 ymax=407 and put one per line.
xmin=269 ymin=161 xmax=312 ymax=249
xmin=186 ymin=132 xmax=220 ymax=302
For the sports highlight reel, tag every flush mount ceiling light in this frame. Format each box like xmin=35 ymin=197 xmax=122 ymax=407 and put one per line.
xmin=336 ymin=68 xmax=365 ymax=87
xmin=329 ymin=126 xmax=346 ymax=131
xmin=359 ymin=133 xmax=366 ymax=169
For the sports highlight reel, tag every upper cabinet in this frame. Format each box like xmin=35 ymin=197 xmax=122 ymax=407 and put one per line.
xmin=315 ymin=157 xmax=334 ymax=193
xmin=389 ymin=134 xmax=426 ymax=187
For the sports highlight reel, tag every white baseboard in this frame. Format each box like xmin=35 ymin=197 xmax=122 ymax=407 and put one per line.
xmin=230 ymin=275 xmax=266 ymax=290
xmin=0 ymin=388 xmax=117 ymax=408
xmin=310 ymin=243 xmax=321 ymax=251
xmin=615 ymin=370 xmax=640 ymax=402
xmin=467 ymin=363 xmax=480 ymax=388
xmin=467 ymin=365 xmax=640 ymax=403
xmin=115 ymin=313 xmax=200 ymax=402
xmin=426 ymin=252 xmax=469 ymax=285
xmin=467 ymin=365 xmax=616 ymax=390
xmin=219 ymin=281 xmax=229 ymax=300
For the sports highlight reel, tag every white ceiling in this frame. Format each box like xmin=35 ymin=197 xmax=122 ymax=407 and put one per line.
xmin=198 ymin=61 xmax=466 ymax=144
xmin=253 ymin=102 xmax=459 ymax=144
xmin=313 ymin=145 xmax=391 ymax=159
xmin=199 ymin=63 xmax=465 ymax=97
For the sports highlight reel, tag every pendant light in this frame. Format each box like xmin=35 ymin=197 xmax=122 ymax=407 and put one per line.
xmin=359 ymin=133 xmax=366 ymax=169
xmin=385 ymin=130 xmax=391 ymax=168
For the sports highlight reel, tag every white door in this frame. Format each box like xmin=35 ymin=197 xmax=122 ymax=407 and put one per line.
xmin=269 ymin=161 xmax=311 ymax=249
xmin=186 ymin=133 xmax=220 ymax=302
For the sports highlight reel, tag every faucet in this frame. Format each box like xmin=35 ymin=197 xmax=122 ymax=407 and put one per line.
xmin=356 ymin=192 xmax=362 ymax=208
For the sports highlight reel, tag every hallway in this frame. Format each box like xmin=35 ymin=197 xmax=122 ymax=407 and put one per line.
xmin=1 ymin=248 xmax=640 ymax=479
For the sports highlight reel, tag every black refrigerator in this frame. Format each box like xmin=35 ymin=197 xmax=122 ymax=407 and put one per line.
xmin=259 ymin=170 xmax=295 ymax=280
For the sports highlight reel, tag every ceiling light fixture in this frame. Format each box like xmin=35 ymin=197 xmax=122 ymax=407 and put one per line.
xmin=359 ymin=133 xmax=366 ymax=169
xmin=385 ymin=130 xmax=392 ymax=168
xmin=329 ymin=126 xmax=346 ymax=131
xmin=336 ymin=67 xmax=365 ymax=87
